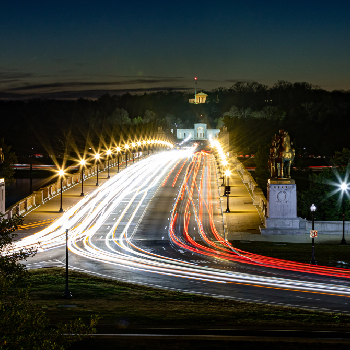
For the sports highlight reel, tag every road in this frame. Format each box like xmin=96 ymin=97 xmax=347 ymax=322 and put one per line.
xmin=15 ymin=145 xmax=350 ymax=314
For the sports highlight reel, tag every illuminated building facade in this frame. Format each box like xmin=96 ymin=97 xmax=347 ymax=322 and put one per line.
xmin=177 ymin=123 xmax=220 ymax=141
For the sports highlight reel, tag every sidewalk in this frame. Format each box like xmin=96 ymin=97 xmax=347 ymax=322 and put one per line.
xmin=216 ymin=163 xmax=262 ymax=239
xmin=14 ymin=159 xmax=131 ymax=240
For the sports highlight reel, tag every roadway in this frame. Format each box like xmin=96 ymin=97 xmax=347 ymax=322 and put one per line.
xmin=14 ymin=145 xmax=350 ymax=314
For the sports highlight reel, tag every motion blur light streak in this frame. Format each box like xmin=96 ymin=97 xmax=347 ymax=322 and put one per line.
xmin=10 ymin=147 xmax=350 ymax=298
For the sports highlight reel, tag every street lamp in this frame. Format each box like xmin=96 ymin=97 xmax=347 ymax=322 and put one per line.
xmin=125 ymin=144 xmax=129 ymax=167
xmin=132 ymin=142 xmax=136 ymax=163
xmin=95 ymin=153 xmax=100 ymax=186
xmin=137 ymin=141 xmax=141 ymax=160
xmin=142 ymin=141 xmax=146 ymax=158
xmin=106 ymin=149 xmax=112 ymax=178
xmin=310 ymin=204 xmax=317 ymax=265
xmin=116 ymin=147 xmax=121 ymax=173
xmin=221 ymin=160 xmax=228 ymax=187
xmin=58 ymin=169 xmax=64 ymax=213
xmin=80 ymin=159 xmax=85 ymax=196
xmin=63 ymin=228 xmax=72 ymax=299
xmin=341 ymin=182 xmax=348 ymax=245
xmin=225 ymin=170 xmax=231 ymax=213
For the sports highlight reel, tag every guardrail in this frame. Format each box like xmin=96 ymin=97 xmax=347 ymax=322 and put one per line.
xmin=2 ymin=156 xmax=123 ymax=220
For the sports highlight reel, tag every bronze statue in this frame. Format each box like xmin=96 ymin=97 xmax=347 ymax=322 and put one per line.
xmin=269 ymin=130 xmax=295 ymax=179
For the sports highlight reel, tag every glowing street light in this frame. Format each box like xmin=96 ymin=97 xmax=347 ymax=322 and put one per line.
xmin=340 ymin=182 xmax=348 ymax=245
xmin=58 ymin=169 xmax=65 ymax=213
xmin=116 ymin=147 xmax=121 ymax=173
xmin=225 ymin=169 xmax=231 ymax=213
xmin=147 ymin=140 xmax=150 ymax=155
xmin=132 ymin=142 xmax=136 ymax=163
xmin=80 ymin=159 xmax=86 ymax=196
xmin=106 ymin=149 xmax=112 ymax=179
xmin=222 ymin=160 xmax=228 ymax=183
xmin=137 ymin=141 xmax=141 ymax=160
xmin=310 ymin=204 xmax=317 ymax=265
xmin=95 ymin=153 xmax=100 ymax=186
xmin=125 ymin=144 xmax=129 ymax=167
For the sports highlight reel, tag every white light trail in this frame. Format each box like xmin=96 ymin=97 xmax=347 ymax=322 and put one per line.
xmin=11 ymin=150 xmax=350 ymax=298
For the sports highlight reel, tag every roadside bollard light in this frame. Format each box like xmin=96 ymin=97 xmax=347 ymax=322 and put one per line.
xmin=310 ymin=204 xmax=317 ymax=265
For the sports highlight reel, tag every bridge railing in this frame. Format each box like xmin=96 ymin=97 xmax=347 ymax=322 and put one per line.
xmin=2 ymin=155 xmax=129 ymax=220
xmin=231 ymin=155 xmax=267 ymax=222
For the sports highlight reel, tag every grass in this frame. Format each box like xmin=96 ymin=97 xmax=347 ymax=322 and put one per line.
xmin=230 ymin=240 xmax=350 ymax=267
xmin=19 ymin=268 xmax=350 ymax=330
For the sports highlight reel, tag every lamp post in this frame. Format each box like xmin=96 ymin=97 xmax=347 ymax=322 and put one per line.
xmin=80 ymin=160 xmax=85 ymax=196
xmin=58 ymin=169 xmax=64 ymax=213
xmin=310 ymin=204 xmax=317 ymax=265
xmin=341 ymin=182 xmax=347 ymax=245
xmin=132 ymin=143 xmax=136 ymax=163
xmin=95 ymin=153 xmax=100 ymax=186
xmin=137 ymin=141 xmax=141 ymax=160
xmin=125 ymin=144 xmax=129 ymax=167
xmin=225 ymin=170 xmax=231 ymax=213
xmin=194 ymin=76 xmax=197 ymax=103
xmin=221 ymin=161 xmax=227 ymax=187
xmin=143 ymin=141 xmax=146 ymax=158
xmin=116 ymin=147 xmax=121 ymax=172
xmin=106 ymin=149 xmax=112 ymax=178
xmin=63 ymin=228 xmax=72 ymax=299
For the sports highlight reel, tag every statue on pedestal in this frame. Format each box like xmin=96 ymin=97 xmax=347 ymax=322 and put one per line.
xmin=268 ymin=130 xmax=295 ymax=179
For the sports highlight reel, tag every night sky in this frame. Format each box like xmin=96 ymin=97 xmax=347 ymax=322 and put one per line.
xmin=1 ymin=0 xmax=350 ymax=99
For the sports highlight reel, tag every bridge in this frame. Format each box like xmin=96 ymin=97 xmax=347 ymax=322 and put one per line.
xmin=6 ymin=137 xmax=350 ymax=314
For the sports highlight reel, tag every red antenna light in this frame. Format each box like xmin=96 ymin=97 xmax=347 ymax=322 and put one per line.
xmin=194 ymin=77 xmax=197 ymax=80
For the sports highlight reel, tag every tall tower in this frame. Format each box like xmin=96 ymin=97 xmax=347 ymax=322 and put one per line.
xmin=194 ymin=77 xmax=197 ymax=103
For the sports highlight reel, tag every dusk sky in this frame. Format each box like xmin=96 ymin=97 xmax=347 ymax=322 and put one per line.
xmin=1 ymin=0 xmax=350 ymax=99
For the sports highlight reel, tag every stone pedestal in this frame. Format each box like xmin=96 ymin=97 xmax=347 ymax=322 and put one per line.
xmin=267 ymin=179 xmax=297 ymax=218
xmin=261 ymin=178 xmax=305 ymax=235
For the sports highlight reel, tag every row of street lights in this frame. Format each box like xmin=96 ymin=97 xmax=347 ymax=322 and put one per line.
xmin=60 ymin=138 xmax=172 ymax=299
xmin=210 ymin=139 xmax=231 ymax=214
xmin=57 ymin=139 xmax=173 ymax=213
